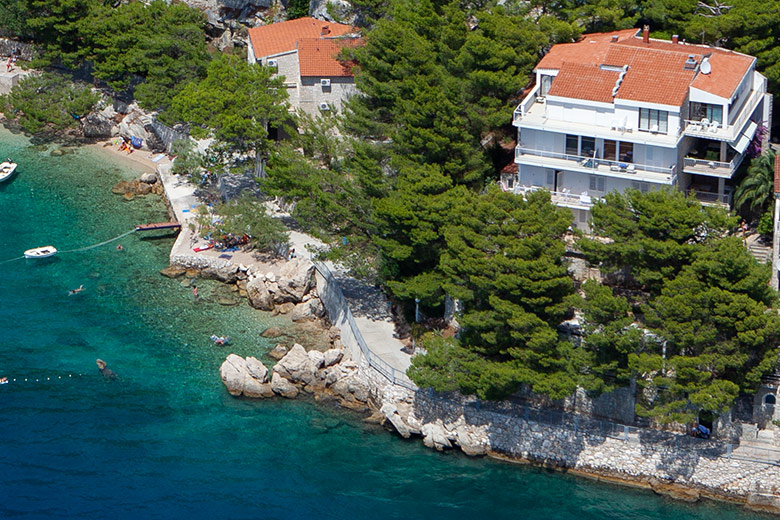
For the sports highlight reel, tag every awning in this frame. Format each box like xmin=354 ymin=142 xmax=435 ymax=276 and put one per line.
xmin=731 ymin=120 xmax=758 ymax=155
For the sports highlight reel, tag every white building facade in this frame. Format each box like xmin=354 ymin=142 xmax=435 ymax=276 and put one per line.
xmin=504 ymin=27 xmax=772 ymax=230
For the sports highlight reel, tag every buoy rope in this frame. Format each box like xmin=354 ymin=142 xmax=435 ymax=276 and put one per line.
xmin=60 ymin=228 xmax=137 ymax=253
xmin=0 ymin=255 xmax=24 ymax=265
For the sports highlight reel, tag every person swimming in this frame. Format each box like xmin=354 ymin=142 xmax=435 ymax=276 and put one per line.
xmin=68 ymin=284 xmax=85 ymax=296
xmin=116 ymin=244 xmax=124 ymax=251
xmin=96 ymin=359 xmax=117 ymax=380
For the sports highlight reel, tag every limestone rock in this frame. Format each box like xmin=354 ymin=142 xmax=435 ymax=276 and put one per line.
xmin=291 ymin=298 xmax=325 ymax=322
xmin=140 ymin=172 xmax=158 ymax=184
xmin=322 ymin=364 xmax=343 ymax=386
xmin=260 ymin=326 xmax=283 ymax=338
xmin=137 ymin=182 xmax=152 ymax=195
xmin=322 ymin=348 xmax=343 ymax=367
xmin=160 ymin=266 xmax=186 ymax=278
xmin=202 ymin=264 xmax=240 ymax=283
xmin=271 ymin=302 xmax=295 ymax=315
xmin=275 ymin=258 xmax=315 ymax=303
xmin=308 ymin=349 xmax=325 ymax=369
xmin=455 ymin=425 xmax=486 ymax=456
xmin=220 ymin=353 xmax=247 ymax=396
xmin=245 ymin=356 xmax=268 ymax=383
xmin=247 ymin=278 xmax=274 ymax=311
xmin=273 ymin=343 xmax=317 ymax=385
xmin=380 ymin=403 xmax=411 ymax=438
xmin=422 ymin=423 xmax=453 ymax=451
xmin=243 ymin=379 xmax=274 ymax=398
xmin=81 ymin=112 xmax=113 ymax=138
xmin=271 ymin=372 xmax=299 ymax=398
xmin=268 ymin=344 xmax=288 ymax=360
xmin=266 ymin=272 xmax=276 ymax=283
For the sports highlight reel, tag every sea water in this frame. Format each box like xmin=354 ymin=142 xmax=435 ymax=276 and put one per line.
xmin=0 ymin=127 xmax=770 ymax=519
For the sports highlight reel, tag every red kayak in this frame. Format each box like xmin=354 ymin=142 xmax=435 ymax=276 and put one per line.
xmin=193 ymin=244 xmax=214 ymax=252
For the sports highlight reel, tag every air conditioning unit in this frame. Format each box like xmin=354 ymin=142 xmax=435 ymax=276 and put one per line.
xmin=267 ymin=59 xmax=278 ymax=69
xmin=319 ymin=102 xmax=330 ymax=111
xmin=320 ymin=78 xmax=331 ymax=87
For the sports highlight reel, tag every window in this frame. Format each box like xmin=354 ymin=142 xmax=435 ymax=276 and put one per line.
xmin=589 ymin=175 xmax=606 ymax=193
xmin=581 ymin=137 xmax=596 ymax=158
xmin=565 ymin=135 xmax=579 ymax=156
xmin=632 ymin=181 xmax=649 ymax=193
xmin=603 ymin=140 xmax=617 ymax=161
xmin=639 ymin=108 xmax=668 ymax=133
xmin=691 ymin=102 xmax=723 ymax=124
xmin=619 ymin=142 xmax=634 ymax=163
xmin=540 ymin=75 xmax=553 ymax=97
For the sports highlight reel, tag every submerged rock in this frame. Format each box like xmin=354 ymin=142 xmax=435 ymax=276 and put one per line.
xmin=260 ymin=326 xmax=283 ymax=338
xmin=268 ymin=344 xmax=288 ymax=360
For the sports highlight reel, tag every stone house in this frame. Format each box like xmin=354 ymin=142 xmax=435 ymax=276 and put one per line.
xmin=247 ymin=17 xmax=362 ymax=117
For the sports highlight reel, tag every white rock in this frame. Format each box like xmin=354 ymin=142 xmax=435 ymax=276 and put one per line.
xmin=380 ymin=403 xmax=411 ymax=438
xmin=273 ymin=343 xmax=317 ymax=384
xmin=270 ymin=372 xmax=298 ymax=398
xmin=266 ymin=272 xmax=276 ymax=283
xmin=246 ymin=277 xmax=274 ymax=311
xmin=308 ymin=350 xmax=325 ymax=369
xmin=323 ymin=348 xmax=343 ymax=367
xmin=219 ymin=353 xmax=247 ymax=396
xmin=422 ymin=423 xmax=452 ymax=451
xmin=245 ymin=356 xmax=268 ymax=383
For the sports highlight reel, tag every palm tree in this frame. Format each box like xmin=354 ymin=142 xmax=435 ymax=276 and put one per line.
xmin=734 ymin=149 xmax=776 ymax=213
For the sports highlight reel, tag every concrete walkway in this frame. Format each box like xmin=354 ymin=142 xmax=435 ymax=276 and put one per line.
xmin=158 ymin=165 xmax=412 ymax=374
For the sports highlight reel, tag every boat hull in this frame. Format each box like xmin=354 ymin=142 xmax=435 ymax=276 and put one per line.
xmin=24 ymin=246 xmax=58 ymax=259
xmin=0 ymin=161 xmax=17 ymax=182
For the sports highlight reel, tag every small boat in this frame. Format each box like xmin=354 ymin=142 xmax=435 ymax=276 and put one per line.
xmin=24 ymin=246 xmax=58 ymax=259
xmin=0 ymin=160 xmax=17 ymax=182
xmin=193 ymin=244 xmax=214 ymax=252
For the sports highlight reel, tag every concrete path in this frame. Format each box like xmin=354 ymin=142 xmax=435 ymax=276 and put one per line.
xmin=158 ymin=167 xmax=412 ymax=374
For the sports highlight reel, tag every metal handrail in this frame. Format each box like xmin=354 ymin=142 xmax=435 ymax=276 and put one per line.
xmin=313 ymin=261 xmax=417 ymax=391
xmin=515 ymin=146 xmax=676 ymax=176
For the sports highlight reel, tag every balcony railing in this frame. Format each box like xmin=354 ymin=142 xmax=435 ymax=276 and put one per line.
xmin=689 ymin=189 xmax=731 ymax=207
xmin=501 ymin=183 xmax=599 ymax=208
xmin=683 ymin=76 xmax=766 ymax=141
xmin=515 ymin=147 xmax=677 ymax=178
xmin=513 ymin=84 xmax=541 ymax=125
xmin=683 ymin=156 xmax=742 ymax=177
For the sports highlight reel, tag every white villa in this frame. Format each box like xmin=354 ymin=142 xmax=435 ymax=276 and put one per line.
xmin=247 ymin=17 xmax=362 ymax=117
xmin=503 ymin=26 xmax=772 ymax=230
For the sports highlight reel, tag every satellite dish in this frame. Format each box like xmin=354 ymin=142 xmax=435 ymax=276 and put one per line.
xmin=700 ymin=58 xmax=711 ymax=75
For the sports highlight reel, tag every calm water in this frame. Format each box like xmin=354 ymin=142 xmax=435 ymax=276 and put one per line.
xmin=0 ymin=127 xmax=770 ymax=519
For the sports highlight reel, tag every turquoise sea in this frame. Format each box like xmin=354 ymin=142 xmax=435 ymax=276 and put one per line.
xmin=0 ymin=126 xmax=771 ymax=519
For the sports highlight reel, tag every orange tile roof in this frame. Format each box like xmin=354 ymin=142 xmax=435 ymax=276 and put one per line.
xmin=248 ymin=17 xmax=358 ymax=58
xmin=297 ymin=37 xmax=363 ymax=77
xmin=536 ymin=30 xmax=755 ymax=106
xmin=548 ymin=63 xmax=619 ymax=103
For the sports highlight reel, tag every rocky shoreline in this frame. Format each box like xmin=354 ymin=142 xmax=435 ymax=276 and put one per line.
xmin=139 ymin=156 xmax=780 ymax=516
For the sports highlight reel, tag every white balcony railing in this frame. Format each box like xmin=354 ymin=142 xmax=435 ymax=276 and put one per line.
xmin=689 ymin=189 xmax=731 ymax=207
xmin=683 ymin=156 xmax=742 ymax=178
xmin=515 ymin=147 xmax=676 ymax=177
xmin=513 ymin=84 xmax=541 ymax=125
xmin=684 ymin=77 xmax=766 ymax=141
xmin=500 ymin=183 xmax=599 ymax=208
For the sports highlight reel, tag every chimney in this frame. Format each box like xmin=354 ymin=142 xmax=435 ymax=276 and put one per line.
xmin=321 ymin=25 xmax=330 ymax=36
xmin=643 ymin=25 xmax=650 ymax=44
xmin=672 ymin=34 xmax=679 ymax=44
xmin=611 ymin=35 xmax=619 ymax=43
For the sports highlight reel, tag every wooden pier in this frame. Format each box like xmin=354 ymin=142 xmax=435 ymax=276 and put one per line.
xmin=135 ymin=222 xmax=181 ymax=232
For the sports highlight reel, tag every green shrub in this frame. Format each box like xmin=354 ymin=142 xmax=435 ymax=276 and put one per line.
xmin=757 ymin=207 xmax=774 ymax=236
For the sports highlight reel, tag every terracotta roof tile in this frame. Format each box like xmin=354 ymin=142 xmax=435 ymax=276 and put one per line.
xmin=297 ymin=37 xmax=363 ymax=77
xmin=248 ymin=17 xmax=358 ymax=58
xmin=548 ymin=63 xmax=619 ymax=103
xmin=536 ymin=31 xmax=755 ymax=105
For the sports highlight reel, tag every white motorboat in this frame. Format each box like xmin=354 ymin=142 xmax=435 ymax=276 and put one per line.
xmin=0 ymin=160 xmax=17 ymax=182
xmin=24 ymin=246 xmax=58 ymax=259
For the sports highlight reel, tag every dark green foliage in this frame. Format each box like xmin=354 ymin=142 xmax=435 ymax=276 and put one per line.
xmin=286 ymin=0 xmax=309 ymax=19
xmin=638 ymin=237 xmax=780 ymax=423
xmin=170 ymin=139 xmax=203 ymax=180
xmin=409 ymin=186 xmax=578 ymax=400
xmin=209 ymin=196 xmax=289 ymax=253
xmin=735 ymin=150 xmax=777 ymax=214
xmin=170 ymin=54 xmax=290 ymax=160
xmin=0 ymin=0 xmax=31 ymax=37
xmin=0 ymin=71 xmax=99 ymax=134
xmin=580 ymin=188 xmax=736 ymax=294
xmin=757 ymin=206 xmax=774 ymax=236
xmin=22 ymin=0 xmax=98 ymax=67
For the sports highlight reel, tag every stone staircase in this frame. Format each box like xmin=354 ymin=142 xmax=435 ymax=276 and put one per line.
xmin=747 ymin=238 xmax=772 ymax=264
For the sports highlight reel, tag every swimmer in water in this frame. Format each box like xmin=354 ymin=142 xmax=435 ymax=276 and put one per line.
xmin=116 ymin=244 xmax=124 ymax=251
xmin=96 ymin=359 xmax=117 ymax=380
xmin=68 ymin=284 xmax=85 ymax=296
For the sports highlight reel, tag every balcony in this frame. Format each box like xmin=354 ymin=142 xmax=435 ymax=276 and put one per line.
xmin=683 ymin=75 xmax=766 ymax=142
xmin=682 ymin=155 xmax=744 ymax=179
xmin=514 ymin=146 xmax=677 ymax=185
xmin=502 ymin=183 xmax=598 ymax=209
xmin=689 ymin=189 xmax=731 ymax=208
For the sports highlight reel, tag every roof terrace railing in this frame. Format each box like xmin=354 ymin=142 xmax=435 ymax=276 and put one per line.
xmin=515 ymin=146 xmax=677 ymax=178
xmin=513 ymin=84 xmax=540 ymax=125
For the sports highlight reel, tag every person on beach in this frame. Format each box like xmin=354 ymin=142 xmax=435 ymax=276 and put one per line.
xmin=68 ymin=284 xmax=85 ymax=296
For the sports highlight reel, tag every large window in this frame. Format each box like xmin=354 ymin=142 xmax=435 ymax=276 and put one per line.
xmin=589 ymin=175 xmax=606 ymax=193
xmin=619 ymin=142 xmax=634 ymax=163
xmin=565 ymin=134 xmax=579 ymax=156
xmin=603 ymin=140 xmax=617 ymax=161
xmin=639 ymin=108 xmax=668 ymax=133
xmin=690 ymin=102 xmax=723 ymax=124
xmin=540 ymin=75 xmax=553 ymax=97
